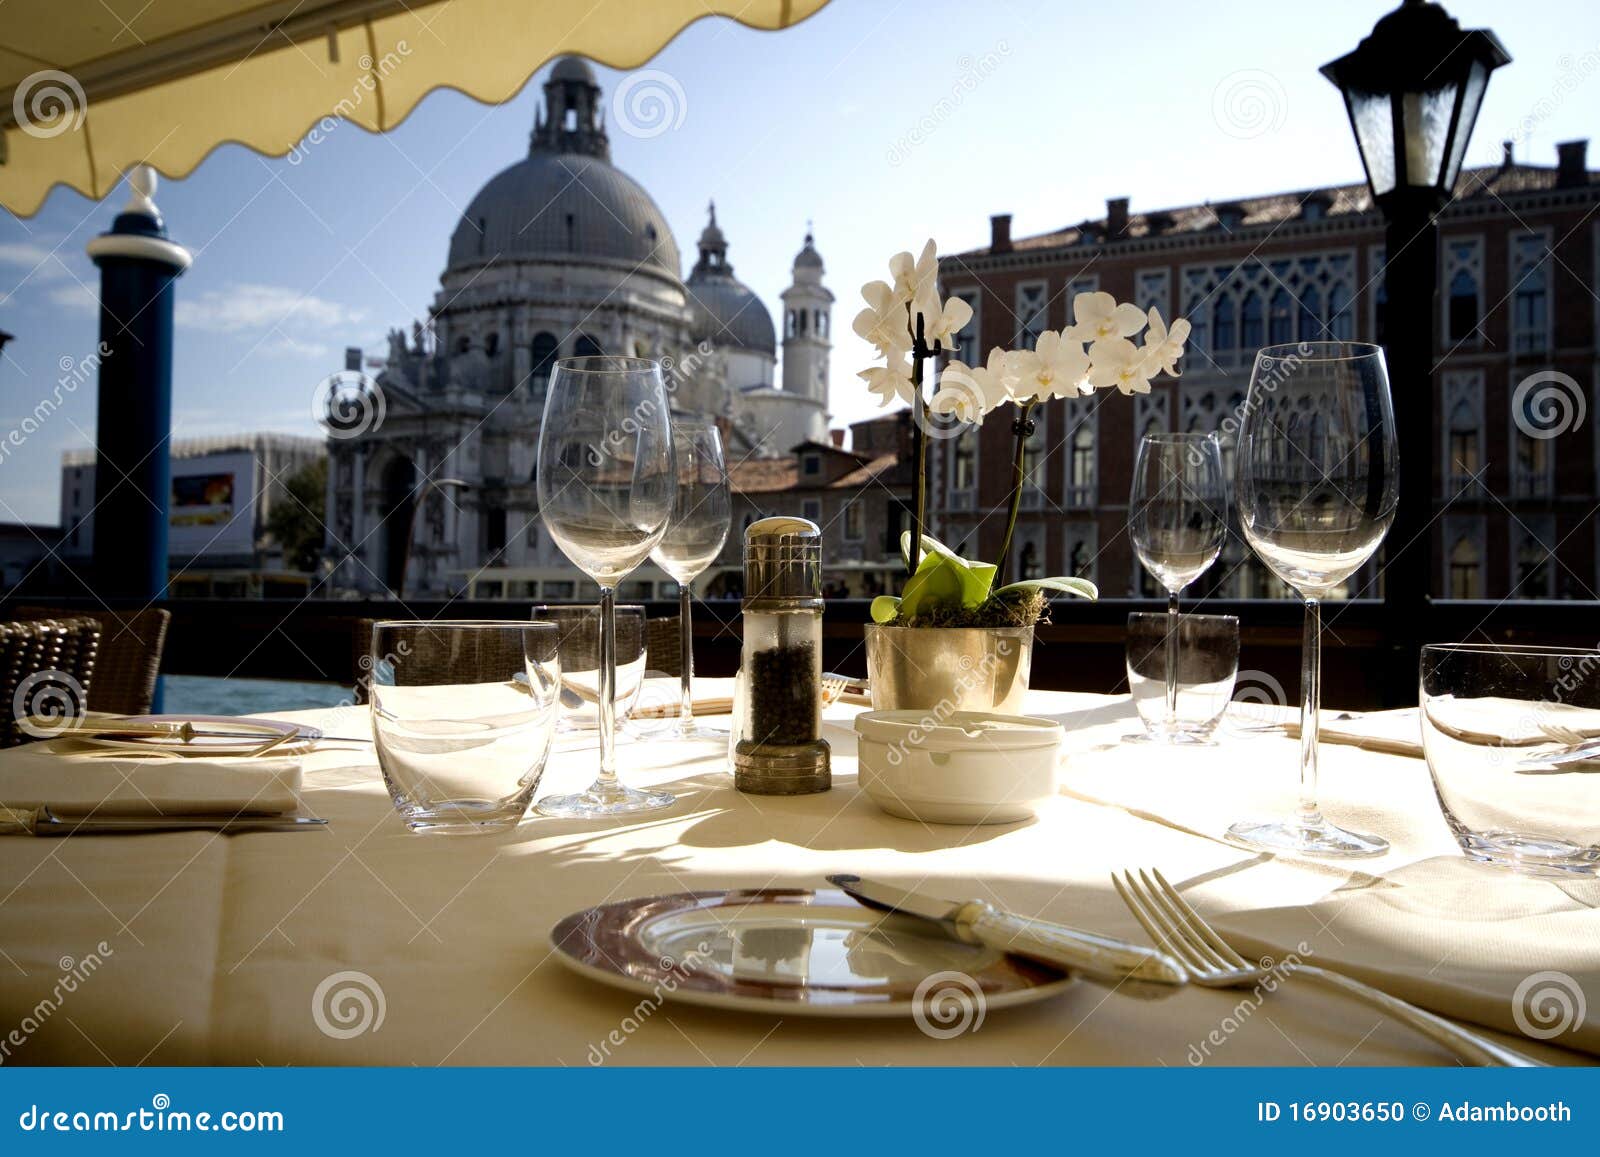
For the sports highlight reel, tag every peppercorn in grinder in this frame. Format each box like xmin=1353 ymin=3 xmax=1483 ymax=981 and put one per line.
xmin=730 ymin=517 xmax=831 ymax=794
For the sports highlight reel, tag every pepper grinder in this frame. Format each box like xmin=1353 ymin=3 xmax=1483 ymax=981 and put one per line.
xmin=731 ymin=516 xmax=830 ymax=794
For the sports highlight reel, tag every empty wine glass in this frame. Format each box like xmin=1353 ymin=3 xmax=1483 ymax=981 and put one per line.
xmin=649 ymin=415 xmax=731 ymax=740
xmin=1128 ymin=431 xmax=1227 ymax=745
xmin=1228 ymin=342 xmax=1399 ymax=857
xmin=535 ymin=356 xmax=677 ymax=818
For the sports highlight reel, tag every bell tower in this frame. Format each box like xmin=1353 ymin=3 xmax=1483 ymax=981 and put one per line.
xmin=530 ymin=56 xmax=610 ymax=160
xmin=780 ymin=225 xmax=833 ymax=405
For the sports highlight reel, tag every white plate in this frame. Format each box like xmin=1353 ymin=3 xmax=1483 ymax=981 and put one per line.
xmin=72 ymin=715 xmax=318 ymax=756
xmin=550 ymin=888 xmax=1077 ymax=1018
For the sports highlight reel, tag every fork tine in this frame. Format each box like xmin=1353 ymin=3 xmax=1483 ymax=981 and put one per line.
xmin=1113 ymin=871 xmax=1210 ymax=974
xmin=1137 ymin=869 xmax=1236 ymax=973
xmin=1149 ymin=868 xmax=1252 ymax=971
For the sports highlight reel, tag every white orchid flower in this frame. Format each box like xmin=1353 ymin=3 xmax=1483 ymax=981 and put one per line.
xmin=888 ymin=239 xmax=939 ymax=308
xmin=1139 ymin=307 xmax=1191 ymax=378
xmin=1008 ymin=330 xmax=1091 ymax=403
xmin=930 ymin=348 xmax=1010 ymax=422
xmin=859 ymin=347 xmax=916 ymax=407
xmin=853 ymin=279 xmax=912 ymax=356
xmin=1086 ymin=336 xmax=1156 ymax=395
xmin=1065 ymin=291 xmax=1147 ymax=345
xmin=920 ymin=293 xmax=973 ymax=351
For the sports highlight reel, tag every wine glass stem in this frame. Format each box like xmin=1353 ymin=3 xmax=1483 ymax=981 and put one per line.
xmin=1164 ymin=590 xmax=1181 ymax=727
xmin=597 ymin=584 xmax=618 ymax=788
xmin=678 ymin=585 xmax=694 ymax=726
xmin=1298 ymin=596 xmax=1323 ymax=826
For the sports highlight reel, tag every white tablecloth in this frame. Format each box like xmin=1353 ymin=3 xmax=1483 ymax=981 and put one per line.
xmin=0 ymin=689 xmax=1593 ymax=1066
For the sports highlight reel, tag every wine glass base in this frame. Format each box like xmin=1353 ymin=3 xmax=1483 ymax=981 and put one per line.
xmin=1123 ymin=727 xmax=1213 ymax=747
xmin=1227 ymin=816 xmax=1389 ymax=858
xmin=536 ymin=781 xmax=676 ymax=819
xmin=656 ymin=720 xmax=728 ymax=741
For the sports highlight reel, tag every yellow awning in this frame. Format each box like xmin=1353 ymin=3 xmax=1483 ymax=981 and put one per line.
xmin=0 ymin=0 xmax=829 ymax=216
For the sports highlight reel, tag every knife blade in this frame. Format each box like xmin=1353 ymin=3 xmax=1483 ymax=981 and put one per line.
xmin=828 ymin=874 xmax=1187 ymax=989
xmin=0 ymin=805 xmax=329 ymax=836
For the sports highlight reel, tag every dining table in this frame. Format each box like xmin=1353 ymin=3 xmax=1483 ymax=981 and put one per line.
xmin=1 ymin=683 xmax=1595 ymax=1067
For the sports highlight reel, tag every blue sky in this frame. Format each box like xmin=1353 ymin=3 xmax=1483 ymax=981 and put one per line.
xmin=2 ymin=0 xmax=1596 ymax=523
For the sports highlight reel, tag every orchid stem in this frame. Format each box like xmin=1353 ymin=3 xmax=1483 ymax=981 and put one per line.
xmin=996 ymin=400 xmax=1035 ymax=587
xmin=908 ymin=312 xmax=929 ymax=576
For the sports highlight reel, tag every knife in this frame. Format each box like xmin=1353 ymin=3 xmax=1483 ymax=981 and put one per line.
xmin=0 ymin=805 xmax=329 ymax=836
xmin=828 ymin=874 xmax=1187 ymax=989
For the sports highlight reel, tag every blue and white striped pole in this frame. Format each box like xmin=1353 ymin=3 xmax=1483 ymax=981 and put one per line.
xmin=85 ymin=166 xmax=191 ymax=601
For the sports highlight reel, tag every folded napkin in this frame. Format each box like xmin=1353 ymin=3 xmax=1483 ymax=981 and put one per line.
xmin=1216 ymin=856 xmax=1600 ymax=1057
xmin=0 ymin=737 xmax=303 ymax=816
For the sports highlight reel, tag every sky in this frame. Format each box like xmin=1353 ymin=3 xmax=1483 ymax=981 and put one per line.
xmin=1 ymin=0 xmax=1597 ymax=524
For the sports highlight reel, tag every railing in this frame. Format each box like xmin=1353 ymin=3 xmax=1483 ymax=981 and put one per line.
xmin=10 ymin=596 xmax=1596 ymax=711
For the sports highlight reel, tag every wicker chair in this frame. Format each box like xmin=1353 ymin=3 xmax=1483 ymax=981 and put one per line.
xmin=15 ymin=607 xmax=169 ymax=716
xmin=646 ymin=615 xmax=682 ymax=678
xmin=0 ymin=616 xmax=103 ymax=746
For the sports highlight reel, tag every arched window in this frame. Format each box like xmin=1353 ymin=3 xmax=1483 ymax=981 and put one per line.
xmin=529 ymin=332 xmax=559 ymax=396
xmin=1069 ymin=421 xmax=1095 ymax=504
xmin=1069 ymin=540 xmax=1091 ymax=578
xmin=1447 ymin=398 xmax=1479 ymax=482
xmin=1241 ymin=292 xmax=1264 ymax=349
xmin=1212 ymin=295 xmax=1236 ymax=352
xmin=573 ymin=334 xmax=603 ymax=357
xmin=1268 ymin=289 xmax=1294 ymax=345
xmin=1328 ymin=284 xmax=1353 ymax=340
xmin=1448 ymin=536 xmax=1481 ymax=599
xmin=1298 ymin=286 xmax=1323 ymax=342
xmin=455 ymin=334 xmax=471 ymax=355
xmin=1447 ymin=269 xmax=1479 ymax=342
xmin=485 ymin=332 xmax=500 ymax=357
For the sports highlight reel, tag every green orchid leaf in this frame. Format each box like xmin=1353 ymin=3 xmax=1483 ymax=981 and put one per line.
xmin=899 ymin=550 xmax=997 ymax=618
xmin=870 ymin=595 xmax=902 ymax=624
xmin=898 ymin=530 xmax=958 ymax=569
xmin=995 ymin=575 xmax=1100 ymax=601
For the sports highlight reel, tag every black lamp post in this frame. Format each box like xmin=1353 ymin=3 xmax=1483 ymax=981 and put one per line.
xmin=1321 ymin=0 xmax=1508 ymax=684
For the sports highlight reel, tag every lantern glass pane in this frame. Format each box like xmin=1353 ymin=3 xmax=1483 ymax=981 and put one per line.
xmin=1402 ymin=83 xmax=1458 ymax=188
xmin=1351 ymin=90 xmax=1396 ymax=196
xmin=1443 ymin=60 xmax=1489 ymax=190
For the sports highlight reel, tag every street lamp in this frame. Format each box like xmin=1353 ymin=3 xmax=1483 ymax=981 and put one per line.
xmin=1320 ymin=0 xmax=1508 ymax=684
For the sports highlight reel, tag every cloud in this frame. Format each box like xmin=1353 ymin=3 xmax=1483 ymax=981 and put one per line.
xmin=177 ymin=283 xmax=367 ymax=336
xmin=46 ymin=282 xmax=99 ymax=312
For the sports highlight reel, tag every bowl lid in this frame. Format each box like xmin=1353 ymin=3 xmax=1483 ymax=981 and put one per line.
xmin=853 ymin=710 xmax=1063 ymax=751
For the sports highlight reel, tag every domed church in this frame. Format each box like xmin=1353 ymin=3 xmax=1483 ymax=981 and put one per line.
xmin=322 ymin=56 xmax=832 ymax=598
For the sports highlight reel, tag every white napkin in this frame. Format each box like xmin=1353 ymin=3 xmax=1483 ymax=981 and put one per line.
xmin=0 ymin=738 xmax=303 ymax=816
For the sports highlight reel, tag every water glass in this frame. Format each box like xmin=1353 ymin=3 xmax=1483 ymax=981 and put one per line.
xmin=1126 ymin=612 xmax=1239 ymax=742
xmin=532 ymin=604 xmax=647 ymax=730
xmin=1420 ymin=644 xmax=1600 ymax=876
xmin=370 ymin=620 xmax=560 ymax=834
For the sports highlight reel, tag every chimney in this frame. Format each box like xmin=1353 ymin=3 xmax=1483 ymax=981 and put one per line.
xmin=830 ymin=428 xmax=845 ymax=448
xmin=990 ymin=213 xmax=1012 ymax=253
xmin=1106 ymin=197 xmax=1130 ymax=238
xmin=1556 ymin=139 xmax=1589 ymax=188
xmin=1502 ymin=140 xmax=1514 ymax=168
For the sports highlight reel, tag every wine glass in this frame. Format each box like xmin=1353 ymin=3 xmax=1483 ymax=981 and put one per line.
xmin=534 ymin=356 xmax=677 ymax=818
xmin=1227 ymin=342 xmax=1399 ymax=857
xmin=1127 ymin=431 xmax=1227 ymax=744
xmin=649 ymin=415 xmax=731 ymax=740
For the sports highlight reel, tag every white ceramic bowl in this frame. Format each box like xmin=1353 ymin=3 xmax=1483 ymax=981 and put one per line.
xmin=853 ymin=710 xmax=1064 ymax=825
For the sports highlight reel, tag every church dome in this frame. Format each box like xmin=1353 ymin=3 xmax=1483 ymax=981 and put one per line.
xmin=445 ymin=57 xmax=680 ymax=277
xmin=684 ymin=203 xmax=776 ymax=355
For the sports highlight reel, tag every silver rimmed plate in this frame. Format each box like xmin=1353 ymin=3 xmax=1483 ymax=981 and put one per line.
xmin=549 ymin=888 xmax=1077 ymax=1018
xmin=72 ymin=715 xmax=318 ymax=756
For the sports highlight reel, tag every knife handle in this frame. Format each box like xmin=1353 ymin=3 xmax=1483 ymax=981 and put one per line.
xmin=956 ymin=901 xmax=1188 ymax=986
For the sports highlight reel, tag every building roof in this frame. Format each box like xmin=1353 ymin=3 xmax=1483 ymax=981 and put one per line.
xmin=952 ymin=157 xmax=1596 ymax=260
xmin=728 ymin=448 xmax=899 ymax=495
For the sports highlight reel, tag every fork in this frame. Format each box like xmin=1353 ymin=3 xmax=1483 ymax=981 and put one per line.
xmin=1112 ymin=868 xmax=1540 ymax=1067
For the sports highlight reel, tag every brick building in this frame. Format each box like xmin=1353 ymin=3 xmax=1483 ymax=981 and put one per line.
xmin=934 ymin=139 xmax=1600 ymax=601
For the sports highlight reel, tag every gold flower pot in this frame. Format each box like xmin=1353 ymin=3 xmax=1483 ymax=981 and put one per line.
xmin=863 ymin=624 xmax=1033 ymax=714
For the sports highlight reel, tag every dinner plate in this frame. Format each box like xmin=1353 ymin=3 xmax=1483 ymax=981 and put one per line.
xmin=73 ymin=715 xmax=319 ymax=756
xmin=550 ymin=888 xmax=1077 ymax=1018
